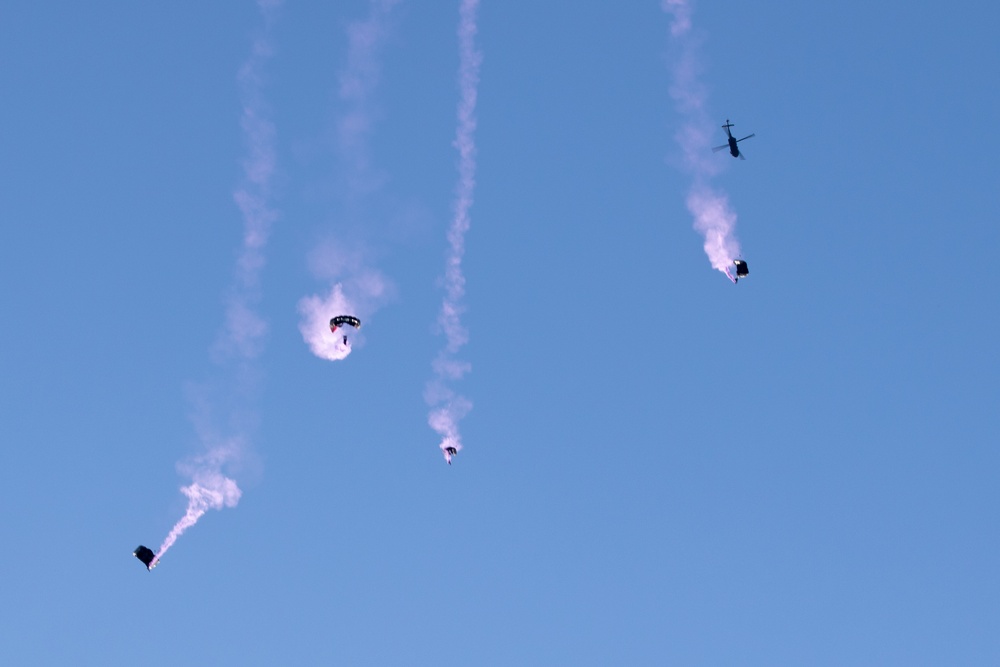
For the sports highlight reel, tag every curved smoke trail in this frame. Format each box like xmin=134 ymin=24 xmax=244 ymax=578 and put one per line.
xmin=426 ymin=0 xmax=481 ymax=465
xmin=663 ymin=0 xmax=742 ymax=279
xmin=153 ymin=0 xmax=281 ymax=567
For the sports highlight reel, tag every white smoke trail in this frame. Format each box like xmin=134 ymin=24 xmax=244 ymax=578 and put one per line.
xmin=299 ymin=284 xmax=356 ymax=362
xmin=688 ymin=185 xmax=740 ymax=273
xmin=219 ymin=3 xmax=281 ymax=360
xmin=298 ymin=264 xmax=391 ymax=361
xmin=154 ymin=466 xmax=243 ymax=566
xmin=154 ymin=0 xmax=280 ymax=565
xmin=336 ymin=0 xmax=401 ymax=197
xmin=663 ymin=0 xmax=743 ymax=278
xmin=426 ymin=0 xmax=481 ymax=464
xmin=298 ymin=0 xmax=399 ymax=362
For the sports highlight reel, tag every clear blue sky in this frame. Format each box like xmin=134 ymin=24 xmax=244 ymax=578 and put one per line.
xmin=1 ymin=1 xmax=997 ymax=665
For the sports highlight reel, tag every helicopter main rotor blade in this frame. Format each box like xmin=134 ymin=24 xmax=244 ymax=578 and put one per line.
xmin=736 ymin=133 xmax=755 ymax=143
xmin=712 ymin=144 xmax=729 ymax=152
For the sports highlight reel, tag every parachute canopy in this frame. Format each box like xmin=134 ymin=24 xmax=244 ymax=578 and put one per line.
xmin=330 ymin=315 xmax=361 ymax=333
xmin=733 ymin=260 xmax=749 ymax=278
xmin=133 ymin=545 xmax=156 ymax=571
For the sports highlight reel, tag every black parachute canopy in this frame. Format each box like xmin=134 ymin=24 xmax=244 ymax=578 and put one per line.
xmin=133 ymin=545 xmax=156 ymax=570
xmin=330 ymin=315 xmax=361 ymax=332
xmin=733 ymin=260 xmax=749 ymax=278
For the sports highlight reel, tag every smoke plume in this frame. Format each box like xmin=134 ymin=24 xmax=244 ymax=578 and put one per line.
xmin=663 ymin=0 xmax=743 ymax=279
xmin=298 ymin=0 xmax=400 ymax=362
xmin=426 ymin=0 xmax=481 ymax=463
xmin=336 ymin=0 xmax=401 ymax=197
xmin=153 ymin=0 xmax=280 ymax=565
xmin=154 ymin=465 xmax=243 ymax=566
xmin=298 ymin=257 xmax=391 ymax=361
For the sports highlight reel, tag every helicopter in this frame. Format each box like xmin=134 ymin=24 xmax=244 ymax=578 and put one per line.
xmin=712 ymin=119 xmax=755 ymax=159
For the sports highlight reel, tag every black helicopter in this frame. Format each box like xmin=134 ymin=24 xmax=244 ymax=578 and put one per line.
xmin=712 ymin=119 xmax=755 ymax=159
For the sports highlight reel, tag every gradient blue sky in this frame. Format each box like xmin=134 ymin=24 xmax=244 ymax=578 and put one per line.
xmin=1 ymin=1 xmax=997 ymax=665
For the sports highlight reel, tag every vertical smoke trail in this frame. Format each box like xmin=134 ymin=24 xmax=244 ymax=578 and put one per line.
xmin=223 ymin=1 xmax=282 ymax=360
xmin=663 ymin=0 xmax=742 ymax=278
xmin=153 ymin=0 xmax=281 ymax=566
xmin=336 ymin=0 xmax=401 ymax=196
xmin=426 ymin=0 xmax=481 ymax=464
xmin=298 ymin=0 xmax=398 ymax=362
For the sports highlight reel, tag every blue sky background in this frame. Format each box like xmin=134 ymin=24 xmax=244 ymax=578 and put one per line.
xmin=1 ymin=1 xmax=997 ymax=664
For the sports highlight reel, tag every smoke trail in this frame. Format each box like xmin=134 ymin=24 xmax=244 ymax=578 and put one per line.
xmin=153 ymin=0 xmax=280 ymax=566
xmin=663 ymin=0 xmax=742 ymax=278
xmin=426 ymin=0 xmax=481 ymax=464
xmin=298 ymin=263 xmax=391 ymax=361
xmin=155 ymin=466 xmax=243 ymax=565
xmin=298 ymin=0 xmax=399 ymax=362
xmin=335 ymin=0 xmax=400 ymax=197
xmin=299 ymin=285 xmax=356 ymax=362
xmin=219 ymin=3 xmax=281 ymax=360
xmin=688 ymin=185 xmax=740 ymax=273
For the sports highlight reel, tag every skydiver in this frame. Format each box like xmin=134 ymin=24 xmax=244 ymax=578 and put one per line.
xmin=732 ymin=259 xmax=749 ymax=283
xmin=343 ymin=335 xmax=349 ymax=345
xmin=133 ymin=545 xmax=157 ymax=570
